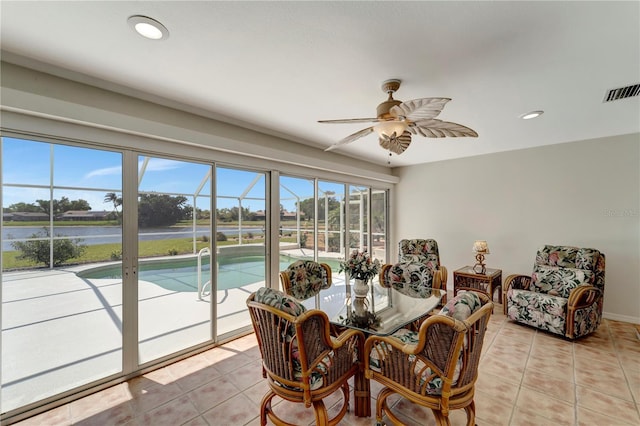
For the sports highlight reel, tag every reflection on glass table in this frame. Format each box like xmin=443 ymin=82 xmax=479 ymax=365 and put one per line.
xmin=330 ymin=287 xmax=443 ymax=336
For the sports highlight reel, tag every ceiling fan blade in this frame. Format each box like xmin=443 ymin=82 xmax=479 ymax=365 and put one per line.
xmin=318 ymin=117 xmax=380 ymax=124
xmin=409 ymin=119 xmax=478 ymax=138
xmin=390 ymin=98 xmax=451 ymax=121
xmin=324 ymin=127 xmax=375 ymax=151
xmin=378 ymin=130 xmax=412 ymax=155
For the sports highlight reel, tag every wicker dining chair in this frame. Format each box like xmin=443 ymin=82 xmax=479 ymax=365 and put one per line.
xmin=280 ymin=259 xmax=332 ymax=301
xmin=364 ymin=291 xmax=493 ymax=426
xmin=247 ymin=287 xmax=364 ymax=426
xmin=379 ymin=239 xmax=448 ymax=302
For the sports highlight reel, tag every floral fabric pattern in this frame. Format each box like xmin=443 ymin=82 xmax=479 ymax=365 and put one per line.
xmin=576 ymin=248 xmax=600 ymax=271
xmin=573 ymin=301 xmax=602 ymax=337
xmin=530 ymin=265 xmax=594 ymax=298
xmin=399 ymin=239 xmax=440 ymax=266
xmin=506 ymin=288 xmax=567 ymax=335
xmin=284 ymin=260 xmax=330 ymax=301
xmin=381 ymin=239 xmax=443 ymax=297
xmin=438 ymin=291 xmax=482 ymax=321
xmin=255 ymin=286 xmax=306 ymax=316
xmin=384 ymin=261 xmax=434 ymax=298
xmin=535 ymin=245 xmax=579 ymax=268
xmin=507 ymin=245 xmax=605 ymax=338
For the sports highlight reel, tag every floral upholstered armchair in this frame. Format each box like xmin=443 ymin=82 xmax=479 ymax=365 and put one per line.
xmin=280 ymin=260 xmax=332 ymax=302
xmin=379 ymin=239 xmax=448 ymax=301
xmin=504 ymin=245 xmax=605 ymax=339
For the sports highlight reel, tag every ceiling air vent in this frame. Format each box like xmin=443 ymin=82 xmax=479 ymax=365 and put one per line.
xmin=603 ymin=83 xmax=640 ymax=102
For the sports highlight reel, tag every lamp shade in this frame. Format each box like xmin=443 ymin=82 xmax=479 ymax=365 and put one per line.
xmin=473 ymin=240 xmax=490 ymax=254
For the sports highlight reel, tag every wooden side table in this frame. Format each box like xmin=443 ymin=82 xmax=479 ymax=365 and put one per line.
xmin=453 ymin=266 xmax=502 ymax=304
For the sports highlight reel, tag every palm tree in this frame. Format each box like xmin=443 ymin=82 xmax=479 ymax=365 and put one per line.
xmin=104 ymin=192 xmax=122 ymax=221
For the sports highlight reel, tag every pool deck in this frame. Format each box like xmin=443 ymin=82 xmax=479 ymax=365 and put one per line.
xmin=1 ymin=249 xmax=353 ymax=414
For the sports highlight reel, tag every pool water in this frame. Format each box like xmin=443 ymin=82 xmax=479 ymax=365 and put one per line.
xmin=77 ymin=255 xmax=341 ymax=292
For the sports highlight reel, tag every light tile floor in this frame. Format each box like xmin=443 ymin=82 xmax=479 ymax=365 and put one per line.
xmin=12 ymin=308 xmax=640 ymax=426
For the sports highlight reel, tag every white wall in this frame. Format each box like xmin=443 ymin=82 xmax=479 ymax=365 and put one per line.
xmin=393 ymin=133 xmax=640 ymax=323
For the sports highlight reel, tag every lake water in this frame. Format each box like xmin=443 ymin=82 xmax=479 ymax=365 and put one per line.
xmin=1 ymin=225 xmax=265 ymax=251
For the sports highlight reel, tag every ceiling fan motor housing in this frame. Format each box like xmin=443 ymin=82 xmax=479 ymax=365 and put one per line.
xmin=377 ymin=99 xmax=402 ymax=119
xmin=377 ymin=79 xmax=403 ymax=119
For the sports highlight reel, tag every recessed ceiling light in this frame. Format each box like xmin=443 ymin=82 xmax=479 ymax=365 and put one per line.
xmin=128 ymin=15 xmax=169 ymax=40
xmin=520 ymin=110 xmax=544 ymax=120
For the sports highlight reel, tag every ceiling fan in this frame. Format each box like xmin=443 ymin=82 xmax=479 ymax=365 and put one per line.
xmin=319 ymin=79 xmax=478 ymax=156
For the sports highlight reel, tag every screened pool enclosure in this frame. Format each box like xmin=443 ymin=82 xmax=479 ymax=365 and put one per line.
xmin=0 ymin=137 xmax=389 ymax=419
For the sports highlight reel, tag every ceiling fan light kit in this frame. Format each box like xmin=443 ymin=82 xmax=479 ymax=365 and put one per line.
xmin=320 ymin=79 xmax=478 ymax=158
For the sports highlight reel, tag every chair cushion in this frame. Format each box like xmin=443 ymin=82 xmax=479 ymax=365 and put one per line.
xmin=535 ymin=245 xmax=579 ymax=268
xmin=399 ymin=253 xmax=440 ymax=267
xmin=506 ymin=288 xmax=567 ymax=335
xmin=530 ymin=265 xmax=594 ymax=298
xmin=400 ymin=239 xmax=440 ymax=258
xmin=285 ymin=260 xmax=330 ymax=300
xmin=438 ymin=291 xmax=482 ymax=321
xmin=385 ymin=261 xmax=435 ymax=298
xmin=255 ymin=287 xmax=306 ymax=316
xmin=576 ymin=248 xmax=601 ymax=271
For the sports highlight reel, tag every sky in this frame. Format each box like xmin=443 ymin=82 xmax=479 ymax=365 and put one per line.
xmin=1 ymin=137 xmax=355 ymax=213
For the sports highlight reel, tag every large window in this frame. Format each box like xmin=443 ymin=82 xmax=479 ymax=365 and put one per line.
xmin=2 ymin=138 xmax=124 ymax=413
xmin=215 ymin=167 xmax=266 ymax=337
xmin=136 ymin=155 xmax=213 ymax=364
xmin=278 ymin=175 xmax=389 ymax=317
xmin=1 ymin=137 xmax=389 ymax=420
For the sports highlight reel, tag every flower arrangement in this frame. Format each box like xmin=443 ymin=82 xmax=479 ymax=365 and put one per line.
xmin=339 ymin=250 xmax=381 ymax=281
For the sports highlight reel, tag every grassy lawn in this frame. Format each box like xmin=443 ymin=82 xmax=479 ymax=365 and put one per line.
xmin=2 ymin=236 xmax=298 ymax=270
xmin=2 ymin=219 xmax=309 ymax=270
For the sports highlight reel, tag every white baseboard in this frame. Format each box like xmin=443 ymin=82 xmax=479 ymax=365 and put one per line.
xmin=603 ymin=311 xmax=640 ymax=325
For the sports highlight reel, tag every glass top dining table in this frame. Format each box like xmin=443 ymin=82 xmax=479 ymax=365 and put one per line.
xmin=329 ymin=287 xmax=444 ymax=336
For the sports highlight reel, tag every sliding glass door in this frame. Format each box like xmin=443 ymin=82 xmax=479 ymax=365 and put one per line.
xmin=1 ymin=137 xmax=388 ymax=420
xmin=278 ymin=176 xmax=389 ymax=316
xmin=215 ymin=167 xmax=266 ymax=337
xmin=1 ymin=138 xmax=123 ymax=413
xmin=136 ymin=155 xmax=213 ymax=364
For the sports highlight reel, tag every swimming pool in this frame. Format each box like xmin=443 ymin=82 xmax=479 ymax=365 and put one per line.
xmin=77 ymin=254 xmax=341 ymax=292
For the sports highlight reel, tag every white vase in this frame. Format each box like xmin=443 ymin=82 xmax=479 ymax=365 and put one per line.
xmin=353 ymin=297 xmax=367 ymax=316
xmin=353 ymin=278 xmax=369 ymax=297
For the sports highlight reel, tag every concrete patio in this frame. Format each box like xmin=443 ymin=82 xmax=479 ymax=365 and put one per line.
xmin=0 ymin=254 xmax=355 ymax=414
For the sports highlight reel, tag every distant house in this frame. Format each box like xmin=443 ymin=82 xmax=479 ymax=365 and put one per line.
xmin=3 ymin=212 xmax=49 ymax=222
xmin=281 ymin=210 xmax=303 ymax=220
xmin=251 ymin=209 xmax=302 ymax=221
xmin=57 ymin=210 xmax=111 ymax=221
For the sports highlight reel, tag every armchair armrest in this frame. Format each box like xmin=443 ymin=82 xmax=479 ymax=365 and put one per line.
xmin=567 ymin=285 xmax=602 ymax=309
xmin=438 ymin=265 xmax=448 ymax=288
xmin=504 ymin=274 xmax=531 ymax=294
xmin=378 ymin=264 xmax=393 ymax=288
xmin=364 ymin=314 xmax=465 ymax=378
xmin=435 ymin=265 xmax=448 ymax=305
xmin=503 ymin=274 xmax=531 ymax=313
xmin=300 ymin=310 xmax=363 ymax=351
xmin=504 ymin=274 xmax=532 ymax=291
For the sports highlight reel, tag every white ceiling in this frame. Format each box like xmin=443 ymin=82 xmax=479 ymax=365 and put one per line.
xmin=1 ymin=1 xmax=639 ymax=167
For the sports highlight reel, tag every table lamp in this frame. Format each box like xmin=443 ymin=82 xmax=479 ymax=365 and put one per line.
xmin=472 ymin=240 xmax=490 ymax=274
